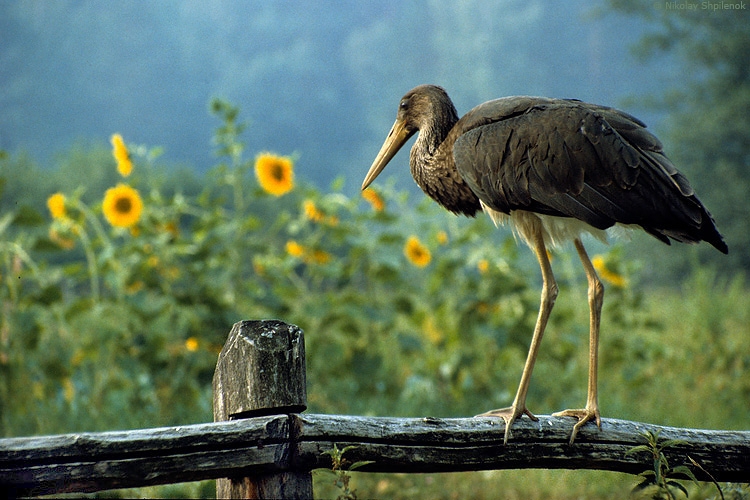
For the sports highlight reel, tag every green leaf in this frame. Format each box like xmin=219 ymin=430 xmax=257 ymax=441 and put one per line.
xmin=0 ymin=212 xmax=14 ymax=234
xmin=660 ymin=438 xmax=687 ymax=449
xmin=626 ymin=444 xmax=651 ymax=456
xmin=632 ymin=478 xmax=654 ymax=492
xmin=348 ymin=460 xmax=375 ymax=471
xmin=35 ymin=285 xmax=63 ymax=305
xmin=670 ymin=465 xmax=698 ymax=483
xmin=33 ymin=237 xmax=66 ymax=252
xmin=14 ymin=205 xmax=45 ymax=226
xmin=666 ymin=480 xmax=689 ymax=498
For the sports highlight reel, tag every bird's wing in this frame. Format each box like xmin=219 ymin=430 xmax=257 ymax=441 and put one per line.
xmin=452 ymin=97 xmax=727 ymax=251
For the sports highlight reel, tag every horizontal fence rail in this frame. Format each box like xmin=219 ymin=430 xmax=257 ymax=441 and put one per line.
xmin=2 ymin=320 xmax=749 ymax=498
xmin=2 ymin=414 xmax=750 ymax=496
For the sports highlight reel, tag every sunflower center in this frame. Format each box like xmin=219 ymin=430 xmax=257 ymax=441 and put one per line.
xmin=115 ymin=197 xmax=133 ymax=214
xmin=270 ymin=164 xmax=285 ymax=181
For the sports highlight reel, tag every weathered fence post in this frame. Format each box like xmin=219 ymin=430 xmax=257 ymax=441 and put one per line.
xmin=213 ymin=320 xmax=312 ymax=499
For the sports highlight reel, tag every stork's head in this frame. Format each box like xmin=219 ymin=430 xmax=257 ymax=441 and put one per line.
xmin=362 ymin=85 xmax=456 ymax=190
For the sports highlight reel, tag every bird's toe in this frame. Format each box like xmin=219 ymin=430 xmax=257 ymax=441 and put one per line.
xmin=475 ymin=406 xmax=538 ymax=444
xmin=552 ymin=407 xmax=601 ymax=444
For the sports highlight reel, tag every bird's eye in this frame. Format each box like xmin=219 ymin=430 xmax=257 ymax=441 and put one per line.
xmin=399 ymin=99 xmax=409 ymax=110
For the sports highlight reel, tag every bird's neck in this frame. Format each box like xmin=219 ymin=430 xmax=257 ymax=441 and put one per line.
xmin=416 ymin=102 xmax=458 ymax=157
xmin=409 ymin=105 xmax=480 ymax=217
xmin=409 ymin=102 xmax=456 ymax=180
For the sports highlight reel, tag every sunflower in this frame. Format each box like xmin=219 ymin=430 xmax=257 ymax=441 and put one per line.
xmin=303 ymin=199 xmax=338 ymax=226
xmin=102 ymin=184 xmax=143 ymax=228
xmin=46 ymin=192 xmax=67 ymax=219
xmin=185 ymin=337 xmax=199 ymax=352
xmin=285 ymin=240 xmax=331 ymax=265
xmin=404 ymin=236 xmax=431 ymax=268
xmin=255 ymin=153 xmax=294 ymax=196
xmin=111 ymin=134 xmax=133 ymax=177
xmin=310 ymin=249 xmax=332 ymax=264
xmin=592 ymin=255 xmax=627 ymax=288
xmin=477 ymin=259 xmax=489 ymax=274
xmin=285 ymin=240 xmax=305 ymax=258
xmin=362 ymin=188 xmax=385 ymax=212
xmin=303 ymin=199 xmax=325 ymax=222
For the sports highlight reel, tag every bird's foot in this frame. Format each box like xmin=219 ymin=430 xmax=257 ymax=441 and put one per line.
xmin=475 ymin=406 xmax=538 ymax=445
xmin=552 ymin=406 xmax=601 ymax=445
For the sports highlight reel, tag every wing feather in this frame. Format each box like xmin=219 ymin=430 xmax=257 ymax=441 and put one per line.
xmin=451 ymin=97 xmax=727 ymax=252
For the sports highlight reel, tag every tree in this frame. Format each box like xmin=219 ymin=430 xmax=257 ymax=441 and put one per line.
xmin=607 ymin=1 xmax=750 ymax=275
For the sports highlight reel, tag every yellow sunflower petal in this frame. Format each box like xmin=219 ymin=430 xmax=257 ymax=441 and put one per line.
xmin=303 ymin=199 xmax=325 ymax=222
xmin=286 ymin=240 xmax=305 ymax=257
xmin=311 ymin=249 xmax=332 ymax=264
xmin=185 ymin=337 xmax=199 ymax=352
xmin=46 ymin=192 xmax=67 ymax=219
xmin=362 ymin=188 xmax=385 ymax=212
xmin=111 ymin=133 xmax=133 ymax=177
xmin=477 ymin=259 xmax=489 ymax=274
xmin=404 ymin=236 xmax=431 ymax=268
xmin=592 ymin=255 xmax=627 ymax=288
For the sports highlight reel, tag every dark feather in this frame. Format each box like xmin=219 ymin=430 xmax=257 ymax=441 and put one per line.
xmin=448 ymin=94 xmax=727 ymax=253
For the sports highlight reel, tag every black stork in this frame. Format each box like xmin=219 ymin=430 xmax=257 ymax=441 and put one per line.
xmin=361 ymin=84 xmax=728 ymax=445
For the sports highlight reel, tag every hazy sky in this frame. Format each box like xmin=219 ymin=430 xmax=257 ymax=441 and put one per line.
xmin=2 ymin=1 xmax=669 ymax=190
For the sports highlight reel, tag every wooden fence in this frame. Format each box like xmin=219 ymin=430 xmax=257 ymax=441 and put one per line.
xmin=2 ymin=320 xmax=749 ymax=498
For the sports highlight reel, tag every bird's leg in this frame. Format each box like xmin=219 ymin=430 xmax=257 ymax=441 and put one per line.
xmin=552 ymin=238 xmax=603 ymax=444
xmin=477 ymin=222 xmax=557 ymax=444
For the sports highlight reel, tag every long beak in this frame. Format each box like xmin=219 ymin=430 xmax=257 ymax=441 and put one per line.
xmin=361 ymin=119 xmax=414 ymax=190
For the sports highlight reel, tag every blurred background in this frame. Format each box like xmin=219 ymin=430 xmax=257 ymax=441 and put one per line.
xmin=1 ymin=1 xmax=748 ymax=498
xmin=2 ymin=1 xmax=669 ymax=184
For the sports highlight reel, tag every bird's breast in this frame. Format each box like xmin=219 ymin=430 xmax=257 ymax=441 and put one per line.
xmin=412 ymin=157 xmax=481 ymax=217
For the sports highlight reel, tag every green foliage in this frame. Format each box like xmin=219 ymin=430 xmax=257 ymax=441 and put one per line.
xmin=627 ymin=430 xmax=698 ymax=499
xmin=319 ymin=444 xmax=374 ymax=500
xmin=1 ymin=101 xmax=749 ymax=499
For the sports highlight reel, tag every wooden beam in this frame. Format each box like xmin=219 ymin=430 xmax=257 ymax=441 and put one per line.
xmin=2 ymin=414 xmax=749 ymax=497
xmin=0 ymin=416 xmax=289 ymax=496
xmin=294 ymin=414 xmax=750 ymax=482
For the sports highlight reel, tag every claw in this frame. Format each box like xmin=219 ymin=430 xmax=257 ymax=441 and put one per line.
xmin=552 ymin=407 xmax=601 ymax=445
xmin=476 ymin=406 xmax=538 ymax=444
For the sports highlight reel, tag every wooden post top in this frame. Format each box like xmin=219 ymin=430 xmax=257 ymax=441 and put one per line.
xmin=213 ymin=320 xmax=307 ymax=421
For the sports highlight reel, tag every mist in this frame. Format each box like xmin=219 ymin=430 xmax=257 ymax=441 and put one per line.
xmin=1 ymin=1 xmax=669 ymax=192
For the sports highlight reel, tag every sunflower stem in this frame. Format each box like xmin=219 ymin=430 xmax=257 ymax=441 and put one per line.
xmin=73 ymin=198 xmax=111 ymax=251
xmin=74 ymin=223 xmax=100 ymax=303
xmin=233 ymin=169 xmax=245 ymax=213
